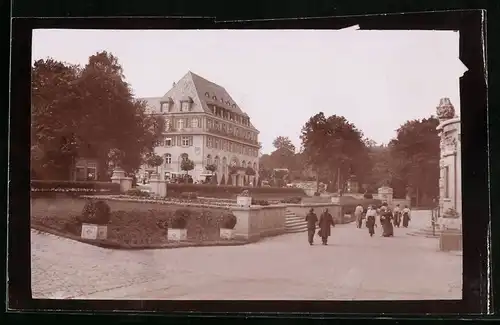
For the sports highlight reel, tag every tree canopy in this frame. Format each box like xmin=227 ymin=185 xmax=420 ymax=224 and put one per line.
xmin=31 ymin=52 xmax=164 ymax=180
xmin=300 ymin=112 xmax=368 ymax=192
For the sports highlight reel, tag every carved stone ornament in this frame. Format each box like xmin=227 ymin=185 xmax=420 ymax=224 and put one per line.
xmin=436 ymin=98 xmax=455 ymax=120
xmin=443 ymin=134 xmax=458 ymax=152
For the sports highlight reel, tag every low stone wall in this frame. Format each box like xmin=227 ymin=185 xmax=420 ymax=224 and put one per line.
xmin=286 ymin=203 xmax=344 ymax=224
xmin=393 ymin=198 xmax=411 ymax=208
xmin=232 ymin=205 xmax=287 ymax=241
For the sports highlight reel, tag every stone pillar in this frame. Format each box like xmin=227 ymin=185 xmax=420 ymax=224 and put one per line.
xmin=377 ymin=186 xmax=394 ymax=207
xmin=149 ymin=172 xmax=167 ymax=197
xmin=111 ymin=168 xmax=132 ymax=193
xmin=437 ymin=115 xmax=461 ymax=230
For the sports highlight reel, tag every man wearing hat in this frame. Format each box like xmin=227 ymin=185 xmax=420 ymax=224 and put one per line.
xmin=305 ymin=208 xmax=318 ymax=245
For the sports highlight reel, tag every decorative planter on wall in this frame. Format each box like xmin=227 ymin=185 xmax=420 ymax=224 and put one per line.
xmin=237 ymin=196 xmax=252 ymax=208
xmin=220 ymin=228 xmax=235 ymax=240
xmin=81 ymin=223 xmax=108 ymax=240
xmin=167 ymin=228 xmax=187 ymax=241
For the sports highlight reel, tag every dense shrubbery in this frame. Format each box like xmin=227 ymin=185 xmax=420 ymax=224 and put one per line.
xmin=314 ymin=192 xmax=321 ymax=196
xmin=167 ymin=183 xmax=306 ymax=199
xmin=171 ymin=208 xmax=191 ymax=228
xmin=180 ymin=192 xmax=198 ymax=200
xmin=80 ymin=200 xmax=111 ymax=225
xmin=280 ymin=196 xmax=302 ymax=204
xmin=221 ymin=212 xmax=237 ymax=229
xmin=251 ymin=198 xmax=270 ymax=206
xmin=126 ymin=188 xmax=150 ymax=197
xmin=363 ymin=193 xmax=373 ymax=199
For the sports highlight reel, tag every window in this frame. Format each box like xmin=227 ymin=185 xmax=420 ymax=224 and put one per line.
xmin=181 ymin=153 xmax=189 ymax=162
xmin=165 ymin=119 xmax=171 ymax=131
xmin=164 ymin=154 xmax=172 ymax=165
xmin=191 ymin=118 xmax=199 ymax=128
xmin=235 ymin=128 xmax=239 ymax=137
xmin=161 ymin=102 xmax=170 ymax=112
xmin=87 ymin=167 xmax=97 ymax=181
xmin=206 ymin=154 xmax=212 ymax=165
xmin=228 ymin=125 xmax=233 ymax=133
xmin=223 ymin=140 xmax=228 ymax=151
xmin=247 ymin=132 xmax=251 ymax=139
xmin=207 ymin=137 xmax=213 ymax=147
xmin=207 ymin=119 xmax=213 ymax=129
xmin=215 ymin=139 xmax=219 ymax=149
xmin=177 ymin=119 xmax=185 ymax=130
xmin=444 ymin=166 xmax=450 ymax=198
xmin=241 ymin=160 xmax=246 ymax=167
xmin=229 ymin=142 xmax=233 ymax=152
xmin=165 ymin=137 xmax=172 ymax=147
xmin=212 ymin=96 xmax=217 ymax=101
xmin=181 ymin=136 xmax=191 ymax=147
xmin=181 ymin=102 xmax=190 ymax=112
xmin=205 ymin=92 xmax=210 ymax=97
xmin=222 ymin=124 xmax=227 ymax=133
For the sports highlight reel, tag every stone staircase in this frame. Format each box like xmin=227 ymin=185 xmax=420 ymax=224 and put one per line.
xmin=285 ymin=209 xmax=308 ymax=233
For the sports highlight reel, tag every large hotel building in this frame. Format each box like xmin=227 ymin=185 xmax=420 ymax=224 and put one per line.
xmin=138 ymin=71 xmax=260 ymax=185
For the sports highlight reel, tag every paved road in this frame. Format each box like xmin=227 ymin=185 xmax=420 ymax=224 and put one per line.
xmin=31 ymin=210 xmax=462 ymax=300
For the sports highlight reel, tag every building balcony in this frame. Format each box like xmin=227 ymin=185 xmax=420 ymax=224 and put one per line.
xmin=206 ymin=127 xmax=259 ymax=146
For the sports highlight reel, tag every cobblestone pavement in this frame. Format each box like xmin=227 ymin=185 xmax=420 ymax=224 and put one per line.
xmin=31 ymin=210 xmax=462 ymax=300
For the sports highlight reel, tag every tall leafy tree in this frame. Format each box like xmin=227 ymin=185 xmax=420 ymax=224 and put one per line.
xmin=389 ymin=117 xmax=440 ymax=205
xmin=300 ymin=112 xmax=368 ymax=192
xmin=31 ymin=52 xmax=164 ymax=180
xmin=272 ymin=136 xmax=296 ymax=153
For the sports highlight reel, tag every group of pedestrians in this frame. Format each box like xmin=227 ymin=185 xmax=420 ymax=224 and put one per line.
xmin=355 ymin=203 xmax=412 ymax=237
xmin=304 ymin=203 xmax=412 ymax=246
xmin=305 ymin=208 xmax=335 ymax=245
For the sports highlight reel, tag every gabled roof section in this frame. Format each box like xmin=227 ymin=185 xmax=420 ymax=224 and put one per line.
xmin=187 ymin=71 xmax=244 ymax=115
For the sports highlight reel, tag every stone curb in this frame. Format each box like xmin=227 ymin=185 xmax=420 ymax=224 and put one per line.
xmin=31 ymin=224 xmax=250 ymax=250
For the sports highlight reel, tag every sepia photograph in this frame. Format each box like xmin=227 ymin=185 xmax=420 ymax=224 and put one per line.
xmin=30 ymin=28 xmax=466 ymax=301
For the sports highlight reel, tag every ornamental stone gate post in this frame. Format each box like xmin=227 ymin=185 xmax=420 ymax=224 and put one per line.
xmin=377 ymin=186 xmax=394 ymax=207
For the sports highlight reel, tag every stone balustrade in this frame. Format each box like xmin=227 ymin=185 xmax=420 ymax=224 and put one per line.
xmin=231 ymin=205 xmax=287 ymax=241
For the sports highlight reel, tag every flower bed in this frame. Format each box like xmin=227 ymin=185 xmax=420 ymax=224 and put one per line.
xmin=31 ymin=203 xmax=245 ymax=248
xmin=31 ymin=180 xmax=121 ymax=198
xmin=166 ymin=183 xmax=306 ymax=199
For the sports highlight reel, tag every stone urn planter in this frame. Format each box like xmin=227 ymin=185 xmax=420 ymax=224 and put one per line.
xmin=237 ymin=190 xmax=252 ymax=208
xmin=220 ymin=212 xmax=237 ymax=240
xmin=167 ymin=208 xmax=189 ymax=242
xmin=80 ymin=200 xmax=111 ymax=240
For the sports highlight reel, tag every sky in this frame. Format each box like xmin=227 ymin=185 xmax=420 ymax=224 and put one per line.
xmin=32 ymin=29 xmax=466 ymax=154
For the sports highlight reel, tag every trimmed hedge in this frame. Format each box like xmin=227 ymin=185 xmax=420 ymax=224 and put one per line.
xmin=167 ymin=183 xmax=306 ymax=198
xmin=31 ymin=180 xmax=121 ymax=194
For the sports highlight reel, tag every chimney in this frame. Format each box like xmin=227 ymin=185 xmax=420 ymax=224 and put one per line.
xmin=172 ymin=81 xmax=176 ymax=87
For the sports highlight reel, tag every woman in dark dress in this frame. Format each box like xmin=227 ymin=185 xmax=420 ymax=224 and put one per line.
xmin=365 ymin=205 xmax=377 ymax=237
xmin=402 ymin=206 xmax=411 ymax=228
xmin=380 ymin=203 xmax=394 ymax=237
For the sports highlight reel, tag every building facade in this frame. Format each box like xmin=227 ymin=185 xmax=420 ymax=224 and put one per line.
xmin=138 ymin=71 xmax=260 ymax=185
xmin=436 ymin=98 xmax=462 ymax=229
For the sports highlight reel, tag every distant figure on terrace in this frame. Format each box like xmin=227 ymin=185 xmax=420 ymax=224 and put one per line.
xmin=365 ymin=205 xmax=377 ymax=237
xmin=380 ymin=203 xmax=394 ymax=237
xmin=402 ymin=205 xmax=411 ymax=228
xmin=318 ymin=208 xmax=335 ymax=245
xmin=305 ymin=208 xmax=318 ymax=245
xmin=393 ymin=204 xmax=402 ymax=227
xmin=354 ymin=204 xmax=364 ymax=228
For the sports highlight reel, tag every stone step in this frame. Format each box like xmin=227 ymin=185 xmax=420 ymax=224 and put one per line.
xmin=286 ymin=227 xmax=308 ymax=233
xmin=286 ymin=224 xmax=308 ymax=232
xmin=286 ymin=216 xmax=304 ymax=222
xmin=286 ymin=220 xmax=307 ymax=228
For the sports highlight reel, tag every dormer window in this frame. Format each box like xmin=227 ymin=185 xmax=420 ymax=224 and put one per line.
xmin=160 ymin=97 xmax=173 ymax=113
xmin=212 ymin=96 xmax=217 ymax=101
xmin=205 ymin=92 xmax=210 ymax=97
xmin=226 ymin=101 xmax=231 ymax=106
xmin=180 ymin=96 xmax=193 ymax=112
xmin=232 ymin=104 xmax=236 ymax=109
xmin=220 ymin=97 xmax=224 ymax=103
